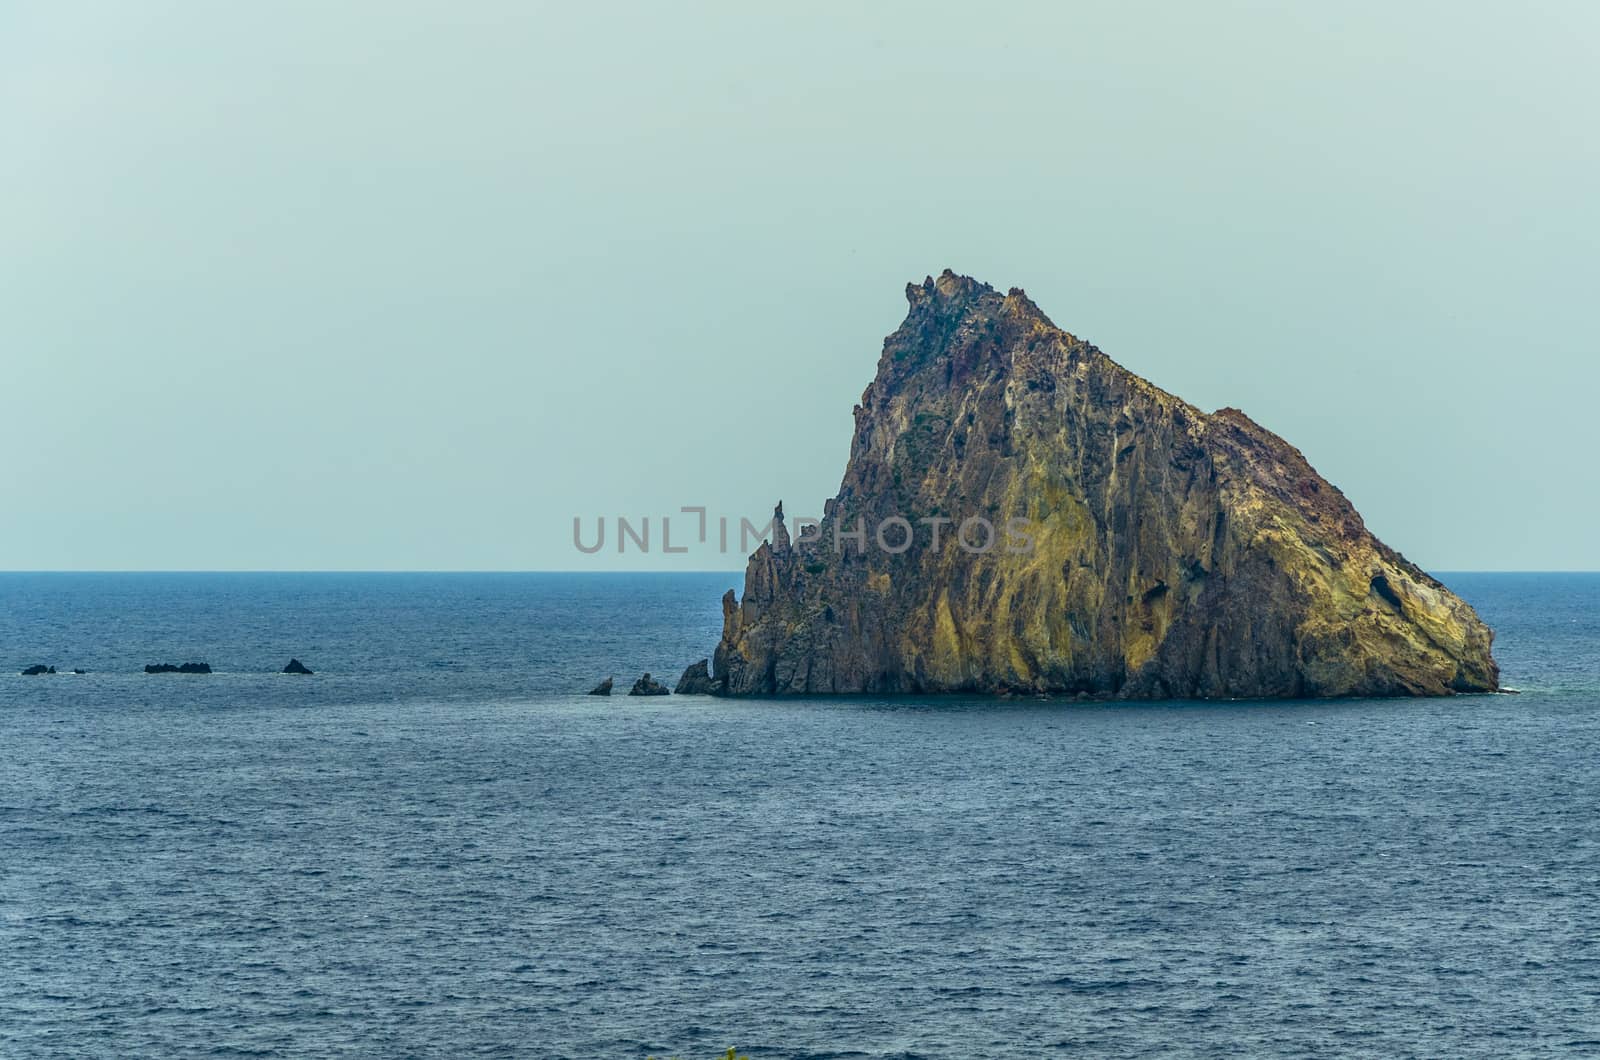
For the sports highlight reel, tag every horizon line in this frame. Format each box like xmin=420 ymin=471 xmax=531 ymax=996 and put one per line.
xmin=1 ymin=568 xmax=1597 ymax=576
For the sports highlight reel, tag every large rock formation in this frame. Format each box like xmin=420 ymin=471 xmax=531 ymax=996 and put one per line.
xmin=711 ymin=271 xmax=1498 ymax=699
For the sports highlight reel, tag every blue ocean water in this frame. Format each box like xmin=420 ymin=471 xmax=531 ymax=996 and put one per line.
xmin=1 ymin=571 xmax=1597 ymax=1058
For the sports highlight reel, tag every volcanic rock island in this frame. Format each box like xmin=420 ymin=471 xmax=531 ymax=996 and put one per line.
xmin=696 ymin=270 xmax=1498 ymax=699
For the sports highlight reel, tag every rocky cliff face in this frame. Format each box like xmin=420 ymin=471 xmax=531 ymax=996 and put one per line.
xmin=710 ymin=271 xmax=1498 ymax=699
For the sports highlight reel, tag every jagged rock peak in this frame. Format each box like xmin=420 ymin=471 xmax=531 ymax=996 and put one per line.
xmin=771 ymin=500 xmax=790 ymax=552
xmin=710 ymin=271 xmax=1498 ymax=700
xmin=903 ymin=270 xmax=1052 ymax=323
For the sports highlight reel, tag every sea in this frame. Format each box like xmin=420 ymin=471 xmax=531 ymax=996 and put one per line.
xmin=1 ymin=571 xmax=1597 ymax=1059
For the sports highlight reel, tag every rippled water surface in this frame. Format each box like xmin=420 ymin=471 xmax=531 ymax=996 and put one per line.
xmin=2 ymin=572 xmax=1597 ymax=1058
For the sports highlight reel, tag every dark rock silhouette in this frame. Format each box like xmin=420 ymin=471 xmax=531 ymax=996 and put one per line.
xmin=21 ymin=664 xmax=55 ymax=675
xmin=145 ymin=662 xmax=212 ymax=674
xmin=587 ymin=676 xmax=614 ymax=696
xmin=628 ymin=673 xmax=670 ymax=696
xmin=71 ymin=669 xmax=87 ymax=674
xmin=282 ymin=658 xmax=314 ymax=675
xmin=674 ymin=659 xmax=716 ymax=695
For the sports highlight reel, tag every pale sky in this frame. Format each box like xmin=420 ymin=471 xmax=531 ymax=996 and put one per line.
xmin=2 ymin=1 xmax=1596 ymax=571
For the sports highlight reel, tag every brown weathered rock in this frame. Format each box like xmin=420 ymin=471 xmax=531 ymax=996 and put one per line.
xmin=711 ymin=270 xmax=1498 ymax=699
xmin=587 ymin=676 xmax=613 ymax=696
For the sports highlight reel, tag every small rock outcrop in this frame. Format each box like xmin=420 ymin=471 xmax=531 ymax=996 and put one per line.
xmin=588 ymin=676 xmax=614 ymax=696
xmin=628 ymin=673 xmax=670 ymax=696
xmin=145 ymin=662 xmax=213 ymax=674
xmin=710 ymin=270 xmax=1499 ymax=699
xmin=21 ymin=664 xmax=55 ymax=675
xmin=674 ymin=659 xmax=717 ymax=695
xmin=281 ymin=658 xmax=314 ymax=675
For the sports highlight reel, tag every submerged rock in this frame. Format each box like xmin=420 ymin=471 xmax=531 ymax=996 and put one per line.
xmin=628 ymin=673 xmax=670 ymax=696
xmin=282 ymin=658 xmax=313 ymax=675
xmin=711 ymin=271 xmax=1499 ymax=699
xmin=673 ymin=659 xmax=717 ymax=695
xmin=21 ymin=664 xmax=55 ymax=675
xmin=588 ymin=676 xmax=614 ymax=696
xmin=145 ymin=662 xmax=212 ymax=674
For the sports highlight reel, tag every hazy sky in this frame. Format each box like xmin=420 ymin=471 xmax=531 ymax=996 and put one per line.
xmin=3 ymin=1 xmax=1596 ymax=571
